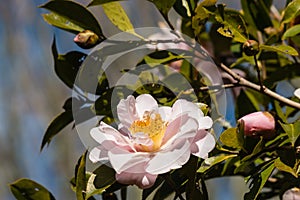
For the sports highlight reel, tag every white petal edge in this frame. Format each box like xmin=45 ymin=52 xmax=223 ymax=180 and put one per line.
xmin=135 ymin=94 xmax=158 ymax=117
xmin=192 ymin=133 xmax=215 ymax=159
xmin=197 ymin=116 xmax=213 ymax=130
xmin=294 ymin=88 xmax=300 ymax=99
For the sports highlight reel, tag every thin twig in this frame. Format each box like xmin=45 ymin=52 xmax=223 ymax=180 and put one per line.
xmin=199 ymin=83 xmax=239 ymax=92
xmin=253 ymin=55 xmax=265 ymax=92
xmin=219 ymin=63 xmax=300 ymax=110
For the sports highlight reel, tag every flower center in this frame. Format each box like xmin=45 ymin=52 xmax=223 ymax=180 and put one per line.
xmin=130 ymin=111 xmax=167 ymax=151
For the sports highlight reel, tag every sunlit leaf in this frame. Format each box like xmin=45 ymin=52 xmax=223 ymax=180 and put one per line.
xmin=101 ymin=2 xmax=141 ymax=37
xmin=88 ymin=0 xmax=125 ymax=6
xmin=215 ymin=8 xmax=248 ymax=43
xmin=274 ymin=158 xmax=298 ymax=178
xmin=244 ymin=162 xmax=275 ymax=200
xmin=10 ymin=179 xmax=55 ymax=200
xmin=260 ymin=44 xmax=298 ymax=56
xmin=40 ymin=0 xmax=104 ymax=37
xmin=281 ymin=0 xmax=300 ymax=24
xmin=219 ymin=128 xmax=244 ymax=149
xmin=282 ymin=24 xmax=300 ymax=40
xmin=198 ymin=154 xmax=238 ymax=173
xmin=42 ymin=12 xmax=84 ymax=33
xmin=279 ymin=121 xmax=300 ymax=146
xmin=76 ymin=151 xmax=88 ymax=200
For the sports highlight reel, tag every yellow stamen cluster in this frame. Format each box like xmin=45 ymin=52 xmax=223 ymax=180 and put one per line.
xmin=130 ymin=111 xmax=167 ymax=151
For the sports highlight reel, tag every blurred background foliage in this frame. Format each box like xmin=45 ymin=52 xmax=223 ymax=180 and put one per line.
xmin=1 ymin=0 xmax=294 ymax=200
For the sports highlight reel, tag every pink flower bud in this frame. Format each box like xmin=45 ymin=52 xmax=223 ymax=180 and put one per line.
xmin=238 ymin=111 xmax=276 ymax=138
xmin=283 ymin=188 xmax=300 ymax=200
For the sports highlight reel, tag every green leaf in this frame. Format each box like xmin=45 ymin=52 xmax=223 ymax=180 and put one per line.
xmin=198 ymin=154 xmax=238 ymax=173
xmin=274 ymin=158 xmax=298 ymax=178
xmin=88 ymin=0 xmax=124 ymax=7
xmin=219 ymin=128 xmax=244 ymax=149
xmin=76 ymin=151 xmax=88 ymax=200
xmin=281 ymin=0 xmax=300 ymax=24
xmin=279 ymin=121 xmax=300 ymax=147
xmin=215 ymin=8 xmax=248 ymax=43
xmin=244 ymin=162 xmax=275 ymax=200
xmin=93 ymin=165 xmax=116 ymax=190
xmin=242 ymin=137 xmax=264 ymax=162
xmin=260 ymin=44 xmax=299 ymax=56
xmin=282 ymin=24 xmax=300 ymax=40
xmin=42 ymin=12 xmax=84 ymax=33
xmin=40 ymin=0 xmax=104 ymax=37
xmin=52 ymin=38 xmax=86 ymax=88
xmin=149 ymin=0 xmax=176 ymax=17
xmin=241 ymin=0 xmax=273 ymax=32
xmin=40 ymin=110 xmax=73 ymax=151
xmin=148 ymin=0 xmax=176 ymax=29
xmin=101 ymin=2 xmax=140 ymax=37
xmin=10 ymin=178 xmax=55 ymax=200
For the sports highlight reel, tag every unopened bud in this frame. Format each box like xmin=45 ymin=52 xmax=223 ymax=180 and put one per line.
xmin=238 ymin=111 xmax=276 ymax=138
xmin=243 ymin=40 xmax=259 ymax=56
xmin=74 ymin=30 xmax=104 ymax=49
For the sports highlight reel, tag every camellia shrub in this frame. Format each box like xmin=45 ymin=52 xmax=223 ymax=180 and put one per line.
xmin=9 ymin=0 xmax=300 ymax=200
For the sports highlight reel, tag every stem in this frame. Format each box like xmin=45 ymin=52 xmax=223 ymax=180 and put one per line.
xmin=199 ymin=83 xmax=239 ymax=92
xmin=253 ymin=55 xmax=265 ymax=92
xmin=219 ymin=63 xmax=300 ymax=110
xmin=165 ymin=174 xmax=185 ymax=200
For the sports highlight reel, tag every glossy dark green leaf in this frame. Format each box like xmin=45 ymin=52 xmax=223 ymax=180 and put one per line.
xmin=260 ymin=44 xmax=299 ymax=56
xmin=93 ymin=165 xmax=116 ymax=190
xmin=76 ymin=151 xmax=88 ymax=200
xmin=148 ymin=0 xmax=176 ymax=29
xmin=244 ymin=162 xmax=275 ymax=200
xmin=219 ymin=128 xmax=244 ymax=149
xmin=241 ymin=0 xmax=273 ymax=32
xmin=40 ymin=110 xmax=73 ymax=151
xmin=52 ymin=38 xmax=86 ymax=88
xmin=101 ymin=2 xmax=139 ymax=37
xmin=10 ymin=178 xmax=55 ymax=200
xmin=279 ymin=121 xmax=300 ymax=147
xmin=242 ymin=137 xmax=264 ymax=162
xmin=173 ymin=0 xmax=194 ymax=18
xmin=281 ymin=0 xmax=300 ymax=24
xmin=88 ymin=0 xmax=125 ymax=7
xmin=40 ymin=0 xmax=104 ymax=37
xmin=282 ymin=24 xmax=300 ymax=40
xmin=142 ymin=177 xmax=164 ymax=200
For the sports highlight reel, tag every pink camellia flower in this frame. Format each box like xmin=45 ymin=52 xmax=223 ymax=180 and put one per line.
xmin=89 ymin=94 xmax=215 ymax=189
xmin=238 ymin=111 xmax=276 ymax=138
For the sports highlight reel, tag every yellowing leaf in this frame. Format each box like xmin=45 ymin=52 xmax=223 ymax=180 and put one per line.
xmin=260 ymin=44 xmax=299 ymax=56
xmin=220 ymin=127 xmax=244 ymax=149
xmin=274 ymin=158 xmax=298 ymax=178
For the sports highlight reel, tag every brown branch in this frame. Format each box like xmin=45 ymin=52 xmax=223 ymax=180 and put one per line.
xmin=219 ymin=63 xmax=300 ymax=110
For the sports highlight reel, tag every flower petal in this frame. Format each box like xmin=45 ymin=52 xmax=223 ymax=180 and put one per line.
xmin=191 ymin=131 xmax=215 ymax=159
xmin=89 ymin=146 xmax=108 ymax=163
xmin=90 ymin=122 xmax=132 ymax=147
xmin=171 ymin=99 xmax=204 ymax=121
xmin=295 ymin=88 xmax=300 ymax=99
xmin=117 ymin=95 xmax=139 ymax=128
xmin=158 ymin=106 xmax=172 ymax=121
xmin=115 ymin=172 xmax=157 ymax=189
xmin=135 ymin=94 xmax=158 ymax=117
xmin=198 ymin=116 xmax=213 ymax=130
xmin=108 ymin=151 xmax=149 ymax=174
xmin=146 ymin=140 xmax=191 ymax=174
